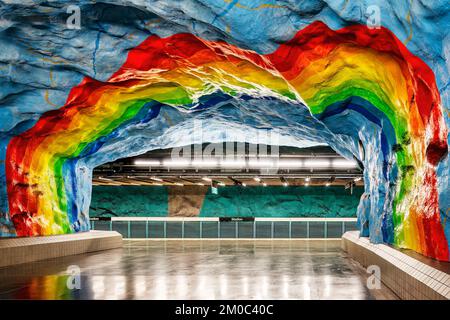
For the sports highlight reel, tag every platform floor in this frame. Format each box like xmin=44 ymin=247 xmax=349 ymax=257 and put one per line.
xmin=0 ymin=239 xmax=397 ymax=300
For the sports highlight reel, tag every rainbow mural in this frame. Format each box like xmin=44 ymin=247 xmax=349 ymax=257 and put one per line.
xmin=2 ymin=20 xmax=449 ymax=260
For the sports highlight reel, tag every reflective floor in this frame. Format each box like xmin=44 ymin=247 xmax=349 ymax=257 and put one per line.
xmin=0 ymin=240 xmax=398 ymax=300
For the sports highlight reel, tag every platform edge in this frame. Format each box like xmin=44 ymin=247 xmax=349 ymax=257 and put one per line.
xmin=0 ymin=231 xmax=123 ymax=267
xmin=342 ymin=231 xmax=450 ymax=300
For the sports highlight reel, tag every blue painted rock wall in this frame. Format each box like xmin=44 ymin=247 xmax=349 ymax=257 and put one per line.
xmin=0 ymin=0 xmax=448 ymax=260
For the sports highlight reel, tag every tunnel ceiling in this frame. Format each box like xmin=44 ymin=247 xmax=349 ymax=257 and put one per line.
xmin=0 ymin=1 xmax=449 ymax=261
xmin=92 ymin=144 xmax=364 ymax=187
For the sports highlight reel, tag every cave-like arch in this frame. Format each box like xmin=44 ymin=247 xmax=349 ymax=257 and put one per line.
xmin=3 ymin=22 xmax=448 ymax=260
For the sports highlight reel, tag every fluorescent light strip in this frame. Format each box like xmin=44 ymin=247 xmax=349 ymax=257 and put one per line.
xmin=191 ymin=159 xmax=218 ymax=167
xmin=163 ymin=159 xmax=191 ymax=167
xmin=220 ymin=159 xmax=246 ymax=168
xmin=135 ymin=157 xmax=357 ymax=170
xmin=332 ymin=159 xmax=358 ymax=168
xmin=248 ymin=159 xmax=274 ymax=168
xmin=303 ymin=159 xmax=330 ymax=168
xmin=278 ymin=160 xmax=303 ymax=168
xmin=134 ymin=159 xmax=161 ymax=166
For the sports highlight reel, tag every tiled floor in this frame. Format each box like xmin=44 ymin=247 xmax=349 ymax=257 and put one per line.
xmin=0 ymin=239 xmax=398 ymax=300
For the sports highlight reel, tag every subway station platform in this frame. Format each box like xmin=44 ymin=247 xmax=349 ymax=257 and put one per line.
xmin=0 ymin=239 xmax=397 ymax=300
xmin=1 ymin=232 xmax=448 ymax=300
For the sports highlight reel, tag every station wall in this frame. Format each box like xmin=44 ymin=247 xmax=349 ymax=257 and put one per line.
xmin=89 ymin=186 xmax=363 ymax=218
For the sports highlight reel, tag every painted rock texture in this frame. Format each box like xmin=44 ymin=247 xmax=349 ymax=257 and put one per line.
xmin=0 ymin=1 xmax=449 ymax=260
xmin=89 ymin=186 xmax=364 ymax=218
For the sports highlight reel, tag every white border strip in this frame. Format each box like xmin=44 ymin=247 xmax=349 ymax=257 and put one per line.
xmin=125 ymin=238 xmax=343 ymax=241
xmin=108 ymin=217 xmax=356 ymax=222
xmin=255 ymin=217 xmax=356 ymax=222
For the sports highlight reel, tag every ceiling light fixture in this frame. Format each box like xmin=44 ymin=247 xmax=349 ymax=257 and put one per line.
xmin=332 ymin=159 xmax=358 ymax=168
xmin=254 ymin=177 xmax=261 ymax=182
xmin=163 ymin=159 xmax=190 ymax=167
xmin=220 ymin=159 xmax=246 ymax=168
xmin=150 ymin=177 xmax=163 ymax=182
xmin=192 ymin=159 xmax=218 ymax=167
xmin=202 ymin=177 xmax=212 ymax=182
xmin=134 ymin=159 xmax=161 ymax=166
xmin=280 ymin=176 xmax=289 ymax=187
xmin=248 ymin=159 xmax=274 ymax=168
xmin=98 ymin=176 xmax=114 ymax=181
xmin=305 ymin=177 xmax=311 ymax=182
xmin=278 ymin=160 xmax=302 ymax=168
xmin=304 ymin=159 xmax=330 ymax=168
xmin=354 ymin=177 xmax=362 ymax=182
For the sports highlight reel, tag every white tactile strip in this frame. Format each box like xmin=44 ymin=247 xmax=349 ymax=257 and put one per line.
xmin=342 ymin=231 xmax=450 ymax=300
xmin=0 ymin=231 xmax=123 ymax=267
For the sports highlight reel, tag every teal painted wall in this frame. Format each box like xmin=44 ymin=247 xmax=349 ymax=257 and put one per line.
xmin=200 ymin=186 xmax=362 ymax=217
xmin=90 ymin=186 xmax=168 ymax=217
xmin=90 ymin=185 xmax=363 ymax=217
